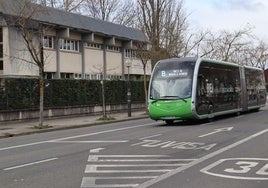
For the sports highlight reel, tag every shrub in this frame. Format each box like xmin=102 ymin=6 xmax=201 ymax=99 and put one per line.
xmin=0 ymin=78 xmax=147 ymax=111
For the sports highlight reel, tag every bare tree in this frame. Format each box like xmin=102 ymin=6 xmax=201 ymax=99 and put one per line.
xmin=111 ymin=1 xmax=137 ymax=27
xmin=12 ymin=0 xmax=47 ymax=126
xmin=31 ymin=0 xmax=47 ymax=5
xmin=32 ymin=0 xmax=84 ymax=12
xmin=195 ymin=31 xmax=216 ymax=58
xmin=192 ymin=26 xmax=255 ymax=64
xmin=136 ymin=0 xmax=190 ymax=67
xmin=251 ymin=40 xmax=268 ymax=69
xmin=135 ymin=42 xmax=152 ymax=113
xmin=214 ymin=26 xmax=253 ymax=62
xmin=180 ymin=30 xmax=211 ymax=57
xmin=83 ymin=0 xmax=120 ymax=21
xmin=60 ymin=0 xmax=84 ymax=12
xmin=91 ymin=65 xmax=118 ymax=118
xmin=32 ymin=0 xmax=56 ymax=7
xmin=241 ymin=40 xmax=268 ymax=69
xmin=160 ymin=0 xmax=188 ymax=57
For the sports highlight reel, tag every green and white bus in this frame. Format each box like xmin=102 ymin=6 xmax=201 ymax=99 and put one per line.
xmin=148 ymin=57 xmax=267 ymax=124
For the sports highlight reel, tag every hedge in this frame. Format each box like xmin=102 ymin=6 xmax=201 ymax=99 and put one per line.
xmin=0 ymin=78 xmax=147 ymax=111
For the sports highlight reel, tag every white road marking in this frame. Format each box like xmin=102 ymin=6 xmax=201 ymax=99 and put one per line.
xmin=85 ymin=165 xmax=172 ymax=173
xmin=140 ymin=134 xmax=162 ymax=140
xmin=47 ymin=140 xmax=128 ymax=143
xmin=90 ymin=148 xmax=105 ymax=153
xmin=81 ymin=177 xmax=139 ymax=188
xmin=86 ymin=164 xmax=185 ymax=167
xmin=132 ymin=139 xmax=217 ymax=150
xmin=82 ymin=154 xmax=196 ymax=188
xmin=0 ymin=122 xmax=157 ymax=151
xmin=201 ymin=158 xmax=268 ymax=180
xmin=199 ymin=127 xmax=233 ymax=138
xmin=88 ymin=154 xmax=168 ymax=159
xmin=3 ymin=158 xmax=58 ymax=171
xmin=88 ymin=155 xmax=195 ymax=162
xmin=89 ymin=159 xmax=194 ymax=162
xmin=83 ymin=176 xmax=158 ymax=179
xmin=0 ymin=141 xmax=52 ymax=151
xmin=138 ymin=128 xmax=268 ymax=188
xmin=52 ymin=122 xmax=158 ymax=141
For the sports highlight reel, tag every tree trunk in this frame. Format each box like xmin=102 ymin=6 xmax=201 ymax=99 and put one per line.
xmin=143 ymin=64 xmax=148 ymax=114
xmin=39 ymin=70 xmax=44 ymax=126
xmin=102 ymin=80 xmax=106 ymax=117
xmin=39 ymin=27 xmax=44 ymax=126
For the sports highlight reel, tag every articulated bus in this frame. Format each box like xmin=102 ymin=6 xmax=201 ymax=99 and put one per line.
xmin=148 ymin=57 xmax=267 ymax=124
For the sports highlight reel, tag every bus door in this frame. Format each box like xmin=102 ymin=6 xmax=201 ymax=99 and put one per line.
xmin=240 ymin=67 xmax=248 ymax=111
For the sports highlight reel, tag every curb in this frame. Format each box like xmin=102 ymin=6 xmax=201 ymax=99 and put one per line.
xmin=0 ymin=115 xmax=149 ymax=139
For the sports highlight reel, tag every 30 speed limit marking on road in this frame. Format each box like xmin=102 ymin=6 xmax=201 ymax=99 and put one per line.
xmin=200 ymin=158 xmax=268 ymax=180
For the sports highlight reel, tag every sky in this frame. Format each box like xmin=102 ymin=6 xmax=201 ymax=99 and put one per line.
xmin=184 ymin=0 xmax=268 ymax=40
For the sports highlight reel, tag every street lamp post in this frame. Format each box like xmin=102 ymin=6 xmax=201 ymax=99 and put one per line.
xmin=126 ymin=61 xmax=131 ymax=117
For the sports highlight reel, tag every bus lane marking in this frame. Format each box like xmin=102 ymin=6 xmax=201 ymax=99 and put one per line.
xmin=90 ymin=148 xmax=105 ymax=153
xmin=81 ymin=154 xmax=197 ymax=188
xmin=140 ymin=134 xmax=162 ymax=140
xmin=199 ymin=127 xmax=233 ymax=138
xmin=200 ymin=158 xmax=268 ymax=180
xmin=138 ymin=128 xmax=268 ymax=188
xmin=132 ymin=139 xmax=217 ymax=151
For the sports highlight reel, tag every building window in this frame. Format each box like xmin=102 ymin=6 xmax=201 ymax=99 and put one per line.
xmin=61 ymin=73 xmax=74 ymax=79
xmin=0 ymin=60 xmax=3 ymax=71
xmin=124 ymin=49 xmax=137 ymax=58
xmin=74 ymin=73 xmax=82 ymax=79
xmin=87 ymin=43 xmax=103 ymax=49
xmin=60 ymin=39 xmax=80 ymax=52
xmin=106 ymin=45 xmax=121 ymax=52
xmin=45 ymin=72 xmax=54 ymax=79
xmin=43 ymin=36 xmax=54 ymax=49
xmin=85 ymin=74 xmax=95 ymax=80
xmin=107 ymin=74 xmax=122 ymax=80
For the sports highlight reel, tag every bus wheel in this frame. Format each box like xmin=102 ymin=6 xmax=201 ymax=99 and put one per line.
xmin=253 ymin=108 xmax=260 ymax=112
xmin=165 ymin=120 xmax=174 ymax=125
xmin=208 ymin=105 xmax=214 ymax=122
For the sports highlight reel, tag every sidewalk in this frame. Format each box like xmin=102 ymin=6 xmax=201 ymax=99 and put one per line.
xmin=0 ymin=111 xmax=148 ymax=138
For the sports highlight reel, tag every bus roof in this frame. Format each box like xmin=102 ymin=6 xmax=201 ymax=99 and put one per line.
xmin=198 ymin=58 xmax=240 ymax=67
xmin=157 ymin=57 xmax=198 ymax=64
xmin=156 ymin=57 xmax=262 ymax=71
xmin=243 ymin=65 xmax=264 ymax=71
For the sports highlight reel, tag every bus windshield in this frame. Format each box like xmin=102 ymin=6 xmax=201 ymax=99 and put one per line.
xmin=149 ymin=60 xmax=195 ymax=100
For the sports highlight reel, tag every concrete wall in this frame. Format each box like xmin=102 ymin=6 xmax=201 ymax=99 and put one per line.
xmin=6 ymin=27 xmax=39 ymax=76
xmin=0 ymin=103 xmax=145 ymax=122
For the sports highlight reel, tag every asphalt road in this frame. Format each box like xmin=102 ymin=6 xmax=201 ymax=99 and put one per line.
xmin=0 ymin=105 xmax=268 ymax=188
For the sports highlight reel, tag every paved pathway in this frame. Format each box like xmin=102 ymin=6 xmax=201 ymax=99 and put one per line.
xmin=0 ymin=111 xmax=148 ymax=138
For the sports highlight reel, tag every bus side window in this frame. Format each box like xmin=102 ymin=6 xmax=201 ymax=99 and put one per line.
xmin=198 ymin=74 xmax=206 ymax=97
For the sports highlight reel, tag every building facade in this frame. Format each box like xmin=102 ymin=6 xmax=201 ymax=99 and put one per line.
xmin=0 ymin=0 xmax=151 ymax=80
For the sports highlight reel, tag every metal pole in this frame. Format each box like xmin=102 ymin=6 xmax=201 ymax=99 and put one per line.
xmin=127 ymin=66 xmax=131 ymax=117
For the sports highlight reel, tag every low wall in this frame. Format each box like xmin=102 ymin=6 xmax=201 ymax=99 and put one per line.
xmin=0 ymin=103 xmax=145 ymax=122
